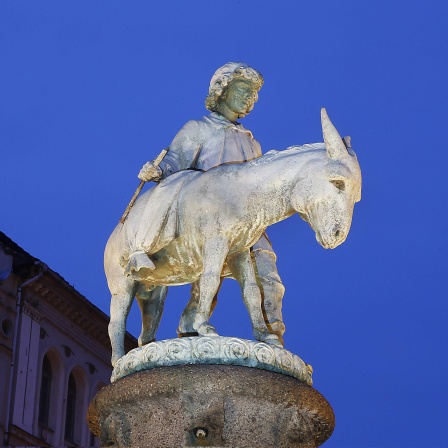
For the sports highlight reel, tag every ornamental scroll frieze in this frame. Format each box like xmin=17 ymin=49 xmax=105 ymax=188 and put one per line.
xmin=111 ymin=336 xmax=313 ymax=385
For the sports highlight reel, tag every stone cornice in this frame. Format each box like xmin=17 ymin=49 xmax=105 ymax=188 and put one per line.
xmin=30 ymin=279 xmax=111 ymax=348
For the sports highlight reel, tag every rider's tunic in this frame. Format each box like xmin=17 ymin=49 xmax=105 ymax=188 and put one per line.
xmin=158 ymin=112 xmax=272 ymax=252
xmin=160 ymin=112 xmax=262 ymax=175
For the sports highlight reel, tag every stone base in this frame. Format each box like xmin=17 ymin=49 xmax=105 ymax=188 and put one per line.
xmin=88 ymin=365 xmax=335 ymax=447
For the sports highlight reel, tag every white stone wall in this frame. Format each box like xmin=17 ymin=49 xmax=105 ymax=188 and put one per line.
xmin=0 ymin=275 xmax=16 ymax=445
xmin=0 ymin=235 xmax=135 ymax=447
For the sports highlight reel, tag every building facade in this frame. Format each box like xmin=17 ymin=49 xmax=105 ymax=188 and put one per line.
xmin=0 ymin=232 xmax=136 ymax=447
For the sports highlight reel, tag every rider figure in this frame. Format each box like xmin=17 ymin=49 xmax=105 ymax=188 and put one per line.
xmin=135 ymin=62 xmax=285 ymax=338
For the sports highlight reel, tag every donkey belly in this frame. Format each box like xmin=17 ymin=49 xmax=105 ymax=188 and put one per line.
xmin=227 ymin=227 xmax=265 ymax=256
xmin=142 ymin=237 xmax=204 ymax=286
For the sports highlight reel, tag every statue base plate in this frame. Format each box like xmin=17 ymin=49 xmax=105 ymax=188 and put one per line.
xmin=88 ymin=364 xmax=335 ymax=448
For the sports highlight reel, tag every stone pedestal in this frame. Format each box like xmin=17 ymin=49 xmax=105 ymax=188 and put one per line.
xmin=88 ymin=364 xmax=334 ymax=447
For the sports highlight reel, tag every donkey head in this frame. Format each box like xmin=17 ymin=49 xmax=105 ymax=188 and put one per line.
xmin=292 ymin=109 xmax=362 ymax=249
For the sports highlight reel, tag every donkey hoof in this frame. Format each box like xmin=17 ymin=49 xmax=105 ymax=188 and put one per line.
xmin=138 ymin=336 xmax=155 ymax=347
xmin=255 ymin=331 xmax=283 ymax=348
xmin=177 ymin=319 xmax=196 ymax=337
xmin=196 ymin=323 xmax=219 ymax=336
xmin=111 ymin=353 xmax=124 ymax=368
xmin=177 ymin=330 xmax=199 ymax=338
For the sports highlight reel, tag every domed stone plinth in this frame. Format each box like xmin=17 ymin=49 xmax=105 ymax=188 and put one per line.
xmin=88 ymin=364 xmax=335 ymax=448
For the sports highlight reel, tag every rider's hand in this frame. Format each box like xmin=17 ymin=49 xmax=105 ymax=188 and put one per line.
xmin=138 ymin=161 xmax=163 ymax=182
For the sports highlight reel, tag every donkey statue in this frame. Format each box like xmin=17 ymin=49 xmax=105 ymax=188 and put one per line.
xmin=105 ymin=109 xmax=362 ymax=366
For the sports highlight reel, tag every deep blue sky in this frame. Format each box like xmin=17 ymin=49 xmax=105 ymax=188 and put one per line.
xmin=1 ymin=1 xmax=447 ymax=446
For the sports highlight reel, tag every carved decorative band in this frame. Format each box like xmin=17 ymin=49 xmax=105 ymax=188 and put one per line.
xmin=111 ymin=336 xmax=313 ymax=385
xmin=23 ymin=303 xmax=43 ymax=323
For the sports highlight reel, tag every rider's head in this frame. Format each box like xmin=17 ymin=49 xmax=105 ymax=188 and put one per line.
xmin=205 ymin=62 xmax=264 ymax=118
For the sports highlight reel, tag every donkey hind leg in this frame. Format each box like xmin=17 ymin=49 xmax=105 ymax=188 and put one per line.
xmin=192 ymin=238 xmax=229 ymax=336
xmin=178 ymin=281 xmax=200 ymax=337
xmin=178 ymin=279 xmax=222 ymax=337
xmin=227 ymin=250 xmax=282 ymax=347
xmin=109 ymin=277 xmax=138 ymax=367
xmin=136 ymin=285 xmax=168 ymax=346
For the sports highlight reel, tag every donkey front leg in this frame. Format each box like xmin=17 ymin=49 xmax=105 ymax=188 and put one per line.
xmin=192 ymin=238 xmax=229 ymax=336
xmin=227 ymin=249 xmax=282 ymax=347
xmin=178 ymin=281 xmax=200 ymax=336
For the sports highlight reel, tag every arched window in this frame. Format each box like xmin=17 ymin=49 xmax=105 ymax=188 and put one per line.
xmin=64 ymin=373 xmax=77 ymax=442
xmin=38 ymin=355 xmax=52 ymax=426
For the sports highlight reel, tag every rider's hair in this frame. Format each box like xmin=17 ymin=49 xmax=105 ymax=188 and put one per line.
xmin=205 ymin=63 xmax=264 ymax=116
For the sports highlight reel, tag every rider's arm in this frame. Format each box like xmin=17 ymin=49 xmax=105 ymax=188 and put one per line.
xmin=158 ymin=120 xmax=202 ymax=179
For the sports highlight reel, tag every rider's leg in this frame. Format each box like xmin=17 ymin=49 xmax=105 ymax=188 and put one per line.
xmin=227 ymin=249 xmax=282 ymax=347
xmin=252 ymin=235 xmax=286 ymax=338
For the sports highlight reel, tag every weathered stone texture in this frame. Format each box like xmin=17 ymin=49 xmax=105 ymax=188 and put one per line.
xmin=88 ymin=365 xmax=334 ymax=447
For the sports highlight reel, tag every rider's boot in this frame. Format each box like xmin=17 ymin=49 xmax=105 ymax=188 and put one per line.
xmin=259 ymin=276 xmax=286 ymax=337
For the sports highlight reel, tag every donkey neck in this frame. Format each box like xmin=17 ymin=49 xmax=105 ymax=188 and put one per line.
xmin=238 ymin=148 xmax=326 ymax=227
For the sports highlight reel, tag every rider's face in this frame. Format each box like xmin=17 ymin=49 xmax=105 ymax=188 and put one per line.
xmin=221 ymin=79 xmax=256 ymax=117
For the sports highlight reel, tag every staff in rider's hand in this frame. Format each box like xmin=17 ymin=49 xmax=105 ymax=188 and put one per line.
xmin=119 ymin=148 xmax=169 ymax=224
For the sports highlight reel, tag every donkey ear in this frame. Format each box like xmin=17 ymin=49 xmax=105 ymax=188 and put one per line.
xmin=321 ymin=108 xmax=348 ymax=160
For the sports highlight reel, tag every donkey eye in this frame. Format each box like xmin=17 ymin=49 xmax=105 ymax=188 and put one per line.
xmin=330 ymin=180 xmax=345 ymax=191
